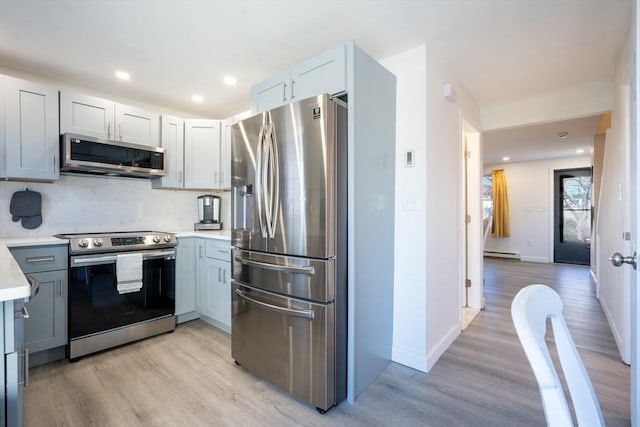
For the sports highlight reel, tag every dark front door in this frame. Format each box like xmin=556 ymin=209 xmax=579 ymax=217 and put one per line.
xmin=554 ymin=167 xmax=592 ymax=265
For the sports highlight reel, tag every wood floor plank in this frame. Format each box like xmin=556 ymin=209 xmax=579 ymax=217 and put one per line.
xmin=24 ymin=258 xmax=630 ymax=426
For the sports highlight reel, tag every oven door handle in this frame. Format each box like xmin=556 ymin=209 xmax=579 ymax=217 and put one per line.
xmin=234 ymin=289 xmax=315 ymax=320
xmin=72 ymin=250 xmax=176 ymax=266
xmin=72 ymin=255 xmax=117 ymax=266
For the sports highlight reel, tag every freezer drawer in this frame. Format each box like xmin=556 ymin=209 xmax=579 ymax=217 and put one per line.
xmin=232 ymin=249 xmax=335 ymax=302
xmin=231 ymin=283 xmax=336 ymax=411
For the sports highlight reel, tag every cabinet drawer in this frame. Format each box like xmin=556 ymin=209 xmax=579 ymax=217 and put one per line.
xmin=205 ymin=240 xmax=231 ymax=261
xmin=10 ymin=245 xmax=68 ymax=273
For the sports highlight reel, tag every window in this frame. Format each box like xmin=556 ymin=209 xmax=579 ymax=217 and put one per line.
xmin=482 ymin=174 xmax=493 ymax=218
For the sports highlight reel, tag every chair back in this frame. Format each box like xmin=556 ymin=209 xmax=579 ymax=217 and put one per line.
xmin=482 ymin=216 xmax=492 ymax=249
xmin=511 ymin=284 xmax=604 ymax=427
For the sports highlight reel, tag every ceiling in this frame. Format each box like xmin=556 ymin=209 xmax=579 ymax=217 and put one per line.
xmin=0 ymin=0 xmax=632 ymax=160
xmin=482 ymin=115 xmax=603 ymax=165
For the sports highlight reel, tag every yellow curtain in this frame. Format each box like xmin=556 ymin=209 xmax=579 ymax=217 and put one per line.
xmin=491 ymin=169 xmax=510 ymax=237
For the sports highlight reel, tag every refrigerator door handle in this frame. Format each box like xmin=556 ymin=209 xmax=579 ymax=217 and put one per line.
xmin=234 ymin=255 xmax=315 ymax=275
xmin=265 ymin=121 xmax=279 ymax=238
xmin=234 ymin=289 xmax=315 ymax=320
xmin=256 ymin=117 xmax=267 ymax=238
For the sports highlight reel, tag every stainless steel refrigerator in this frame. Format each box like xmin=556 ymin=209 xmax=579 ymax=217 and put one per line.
xmin=230 ymin=94 xmax=347 ymax=413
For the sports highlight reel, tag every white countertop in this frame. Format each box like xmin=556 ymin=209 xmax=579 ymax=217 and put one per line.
xmin=0 ymin=236 xmax=69 ymax=302
xmin=174 ymin=230 xmax=231 ymax=241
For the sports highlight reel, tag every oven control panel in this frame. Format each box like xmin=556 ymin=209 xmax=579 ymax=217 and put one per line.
xmin=61 ymin=232 xmax=177 ymax=254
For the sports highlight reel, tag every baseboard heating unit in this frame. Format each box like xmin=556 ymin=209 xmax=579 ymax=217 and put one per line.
xmin=483 ymin=251 xmax=521 ymax=260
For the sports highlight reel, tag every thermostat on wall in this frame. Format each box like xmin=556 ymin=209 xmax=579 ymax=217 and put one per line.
xmin=405 ymin=150 xmax=415 ymax=167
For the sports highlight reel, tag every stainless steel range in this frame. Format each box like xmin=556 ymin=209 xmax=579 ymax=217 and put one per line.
xmin=55 ymin=231 xmax=177 ymax=360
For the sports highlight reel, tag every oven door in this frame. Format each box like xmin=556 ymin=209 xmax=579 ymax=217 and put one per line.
xmin=68 ymin=249 xmax=176 ymax=340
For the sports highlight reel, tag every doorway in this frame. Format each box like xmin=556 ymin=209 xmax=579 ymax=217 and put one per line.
xmin=553 ymin=167 xmax=592 ymax=265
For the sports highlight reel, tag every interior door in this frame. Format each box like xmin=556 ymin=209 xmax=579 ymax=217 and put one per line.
xmin=554 ymin=167 xmax=593 ymax=265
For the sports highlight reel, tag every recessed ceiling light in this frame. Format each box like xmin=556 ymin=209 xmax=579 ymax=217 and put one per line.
xmin=192 ymin=94 xmax=204 ymax=103
xmin=502 ymin=156 xmax=510 ymax=161
xmin=576 ymin=149 xmax=585 ymax=154
xmin=115 ymin=70 xmax=130 ymax=81
xmin=557 ymin=131 xmax=569 ymax=139
xmin=223 ymin=75 xmax=237 ymax=86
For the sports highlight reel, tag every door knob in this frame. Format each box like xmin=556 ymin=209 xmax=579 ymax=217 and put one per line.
xmin=610 ymin=252 xmax=637 ymax=270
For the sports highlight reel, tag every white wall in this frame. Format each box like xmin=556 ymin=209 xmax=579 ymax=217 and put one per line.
xmin=381 ymin=43 xmax=481 ymax=372
xmin=380 ymin=45 xmax=428 ymax=371
xmin=595 ymin=30 xmax=632 ymax=364
xmin=424 ymin=47 xmax=481 ymax=370
xmin=0 ymin=175 xmax=231 ymax=237
xmin=484 ymin=156 xmax=591 ymax=263
xmin=481 ymin=80 xmax=614 ymax=131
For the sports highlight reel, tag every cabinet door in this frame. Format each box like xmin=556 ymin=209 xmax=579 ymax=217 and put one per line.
xmin=59 ymin=91 xmax=115 ymax=139
xmin=4 ymin=77 xmax=59 ymax=180
xmin=175 ymin=238 xmax=196 ymax=316
xmin=220 ymin=117 xmax=233 ymax=190
xmin=210 ymin=259 xmax=231 ymax=329
xmin=250 ymin=69 xmax=291 ymax=113
xmin=195 ymin=240 xmax=207 ymax=315
xmin=184 ymin=119 xmax=221 ymax=189
xmin=24 ymin=270 xmax=67 ymax=353
xmin=114 ymin=103 xmax=160 ymax=146
xmin=291 ymin=44 xmax=346 ymax=101
xmin=153 ymin=115 xmax=185 ymax=189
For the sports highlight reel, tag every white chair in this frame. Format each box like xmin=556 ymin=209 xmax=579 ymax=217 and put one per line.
xmin=482 ymin=215 xmax=492 ymax=249
xmin=511 ymin=284 xmax=605 ymax=427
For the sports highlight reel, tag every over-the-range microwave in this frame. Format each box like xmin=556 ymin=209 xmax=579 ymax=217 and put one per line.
xmin=60 ymin=133 xmax=166 ymax=178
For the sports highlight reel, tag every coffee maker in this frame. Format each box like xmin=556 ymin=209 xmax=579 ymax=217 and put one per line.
xmin=195 ymin=194 xmax=222 ymax=231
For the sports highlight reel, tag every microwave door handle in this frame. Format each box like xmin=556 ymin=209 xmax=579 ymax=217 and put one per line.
xmin=234 ymin=255 xmax=315 ymax=275
xmin=234 ymin=289 xmax=314 ymax=320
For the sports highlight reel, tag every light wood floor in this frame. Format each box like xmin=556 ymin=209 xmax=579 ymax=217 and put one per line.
xmin=24 ymin=258 xmax=630 ymax=426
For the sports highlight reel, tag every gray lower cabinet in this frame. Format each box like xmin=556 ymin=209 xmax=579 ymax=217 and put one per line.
xmin=2 ymin=298 xmax=28 ymax=427
xmin=175 ymin=238 xmax=197 ymax=323
xmin=194 ymin=238 xmax=231 ymax=333
xmin=9 ymin=245 xmax=68 ymax=367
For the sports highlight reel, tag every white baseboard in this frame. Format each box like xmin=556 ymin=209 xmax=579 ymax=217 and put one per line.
xmin=520 ymin=255 xmax=549 ymax=263
xmin=599 ymin=293 xmax=629 ymax=364
xmin=426 ymin=322 xmax=461 ymax=371
xmin=391 ymin=347 xmax=428 ymax=373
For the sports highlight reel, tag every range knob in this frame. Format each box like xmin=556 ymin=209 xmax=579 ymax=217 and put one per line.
xmin=152 ymin=235 xmax=161 ymax=244
xmin=163 ymin=235 xmax=172 ymax=243
xmin=78 ymin=239 xmax=89 ymax=248
xmin=93 ymin=238 xmax=104 ymax=247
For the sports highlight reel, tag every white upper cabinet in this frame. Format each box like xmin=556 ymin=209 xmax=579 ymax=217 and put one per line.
xmin=114 ymin=103 xmax=160 ymax=146
xmin=220 ymin=117 xmax=233 ymax=190
xmin=220 ymin=110 xmax=251 ymax=190
xmin=291 ymin=44 xmax=346 ymax=101
xmin=59 ymin=92 xmax=113 ymax=139
xmin=152 ymin=115 xmax=185 ymax=189
xmin=60 ymin=91 xmax=159 ymax=146
xmin=184 ymin=119 xmax=221 ymax=189
xmin=250 ymin=44 xmax=347 ymax=113
xmin=1 ymin=76 xmax=59 ymax=180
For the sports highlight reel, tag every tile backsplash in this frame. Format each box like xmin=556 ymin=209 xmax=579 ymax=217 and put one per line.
xmin=0 ymin=174 xmax=230 ymax=237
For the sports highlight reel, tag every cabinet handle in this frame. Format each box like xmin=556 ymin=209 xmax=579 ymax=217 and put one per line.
xmin=53 ymin=155 xmax=56 ymax=173
xmin=26 ymin=256 xmax=54 ymax=264
xmin=108 ymin=121 xmax=111 ymax=139
xmin=283 ymin=82 xmax=287 ymax=102
xmin=199 ymin=246 xmax=203 ymax=258
xmin=291 ymin=79 xmax=295 ymax=99
xmin=218 ymin=249 xmax=228 ymax=254
xmin=18 ymin=348 xmax=29 ymax=388
xmin=119 ymin=124 xmax=122 ymax=141
xmin=58 ymin=279 xmax=63 ymax=297
xmin=218 ymin=268 xmax=222 ymax=282
xmin=223 ymin=269 xmax=226 ymax=283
